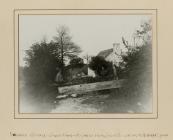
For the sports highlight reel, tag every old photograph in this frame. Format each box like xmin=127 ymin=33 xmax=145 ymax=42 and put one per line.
xmin=18 ymin=14 xmax=153 ymax=114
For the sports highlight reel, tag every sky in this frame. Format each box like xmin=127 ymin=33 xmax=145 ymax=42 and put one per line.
xmin=19 ymin=15 xmax=151 ymax=66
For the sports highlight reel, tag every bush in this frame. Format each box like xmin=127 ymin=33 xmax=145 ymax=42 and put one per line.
xmin=60 ymin=75 xmax=115 ymax=86
xmin=69 ymin=57 xmax=84 ymax=67
xmin=89 ymin=56 xmax=114 ymax=77
xmin=24 ymin=41 xmax=62 ymax=85
xmin=120 ymin=44 xmax=152 ymax=98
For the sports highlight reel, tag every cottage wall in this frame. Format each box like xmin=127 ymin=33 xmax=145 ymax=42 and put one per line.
xmin=105 ymin=52 xmax=122 ymax=66
xmin=88 ymin=67 xmax=96 ymax=77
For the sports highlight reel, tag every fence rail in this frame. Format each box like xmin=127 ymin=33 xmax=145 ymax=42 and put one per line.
xmin=58 ymin=79 xmax=127 ymax=95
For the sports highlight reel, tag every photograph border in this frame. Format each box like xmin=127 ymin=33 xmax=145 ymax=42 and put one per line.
xmin=14 ymin=9 xmax=158 ymax=119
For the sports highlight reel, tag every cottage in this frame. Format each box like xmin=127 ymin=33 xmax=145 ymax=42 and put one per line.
xmin=55 ymin=64 xmax=88 ymax=82
xmin=97 ymin=43 xmax=125 ymax=79
xmin=66 ymin=64 xmax=88 ymax=79
xmin=97 ymin=43 xmax=123 ymax=67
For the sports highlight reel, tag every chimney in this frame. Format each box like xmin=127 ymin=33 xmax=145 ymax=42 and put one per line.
xmin=113 ymin=43 xmax=120 ymax=55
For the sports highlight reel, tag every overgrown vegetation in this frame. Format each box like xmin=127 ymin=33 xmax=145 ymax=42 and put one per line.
xmin=120 ymin=44 xmax=152 ymax=99
xmin=119 ymin=19 xmax=152 ymax=100
xmin=19 ymin=19 xmax=153 ymax=113
xmin=23 ymin=25 xmax=82 ymax=86
xmin=23 ymin=41 xmax=62 ymax=85
xmin=69 ymin=57 xmax=84 ymax=67
xmin=89 ymin=56 xmax=114 ymax=78
xmin=21 ymin=20 xmax=152 ymax=104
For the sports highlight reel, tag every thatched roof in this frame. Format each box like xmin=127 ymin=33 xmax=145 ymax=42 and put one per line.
xmin=65 ymin=64 xmax=88 ymax=75
xmin=97 ymin=48 xmax=113 ymax=58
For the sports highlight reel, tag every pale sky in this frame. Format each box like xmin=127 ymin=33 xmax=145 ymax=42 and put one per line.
xmin=19 ymin=15 xmax=151 ymax=66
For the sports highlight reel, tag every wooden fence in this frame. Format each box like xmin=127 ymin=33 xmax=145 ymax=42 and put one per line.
xmin=58 ymin=79 xmax=126 ymax=95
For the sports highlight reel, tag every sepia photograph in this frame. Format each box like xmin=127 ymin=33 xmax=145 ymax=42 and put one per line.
xmin=18 ymin=14 xmax=153 ymax=114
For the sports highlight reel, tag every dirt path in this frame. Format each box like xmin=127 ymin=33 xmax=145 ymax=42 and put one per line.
xmin=51 ymin=97 xmax=101 ymax=113
xmin=19 ymin=82 xmax=152 ymax=114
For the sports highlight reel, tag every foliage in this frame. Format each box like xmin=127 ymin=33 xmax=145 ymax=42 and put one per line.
xmin=118 ymin=20 xmax=152 ymax=99
xmin=89 ymin=56 xmax=114 ymax=77
xmin=53 ymin=25 xmax=82 ymax=80
xmin=61 ymin=76 xmax=115 ymax=86
xmin=53 ymin=25 xmax=82 ymax=64
xmin=121 ymin=44 xmax=152 ymax=98
xmin=24 ymin=41 xmax=62 ymax=85
xmin=135 ymin=19 xmax=152 ymax=45
xmin=69 ymin=57 xmax=84 ymax=67
xmin=120 ymin=19 xmax=152 ymax=98
xmin=24 ymin=25 xmax=83 ymax=85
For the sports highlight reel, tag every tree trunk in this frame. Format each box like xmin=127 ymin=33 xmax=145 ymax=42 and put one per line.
xmin=60 ymin=37 xmax=64 ymax=80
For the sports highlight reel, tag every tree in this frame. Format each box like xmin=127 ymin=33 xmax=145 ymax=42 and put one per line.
xmin=136 ymin=19 xmax=152 ymax=45
xmin=120 ymin=19 xmax=152 ymax=98
xmin=121 ymin=44 xmax=152 ymax=98
xmin=89 ymin=56 xmax=113 ymax=77
xmin=24 ymin=41 xmax=62 ymax=85
xmin=122 ymin=19 xmax=152 ymax=51
xmin=69 ymin=57 xmax=84 ymax=67
xmin=53 ymin=25 xmax=82 ymax=64
xmin=53 ymin=25 xmax=82 ymax=79
xmin=24 ymin=25 xmax=82 ymax=84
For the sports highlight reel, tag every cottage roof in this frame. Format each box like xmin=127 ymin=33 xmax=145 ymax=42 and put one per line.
xmin=97 ymin=48 xmax=113 ymax=58
xmin=65 ymin=64 xmax=88 ymax=75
